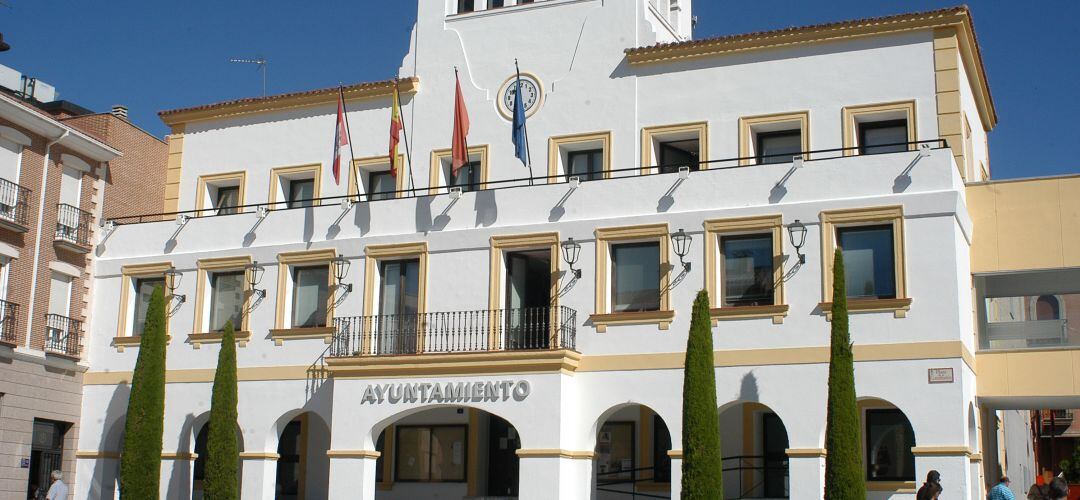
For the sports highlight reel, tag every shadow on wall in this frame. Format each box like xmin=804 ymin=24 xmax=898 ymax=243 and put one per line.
xmin=87 ymin=383 xmax=130 ymax=499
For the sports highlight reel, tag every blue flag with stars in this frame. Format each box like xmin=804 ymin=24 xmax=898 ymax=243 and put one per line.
xmin=511 ymin=74 xmax=528 ymax=166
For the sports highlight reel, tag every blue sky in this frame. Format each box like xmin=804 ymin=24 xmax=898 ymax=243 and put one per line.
xmin=1 ymin=1 xmax=1076 ymax=179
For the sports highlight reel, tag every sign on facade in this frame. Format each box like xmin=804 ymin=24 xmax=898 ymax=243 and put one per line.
xmin=360 ymin=380 xmax=531 ymax=405
xmin=928 ymin=367 xmax=954 ymax=384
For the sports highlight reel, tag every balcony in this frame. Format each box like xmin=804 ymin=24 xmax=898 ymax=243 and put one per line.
xmin=54 ymin=203 xmax=93 ymax=253
xmin=1041 ymin=409 xmax=1074 ymax=427
xmin=44 ymin=313 xmax=82 ymax=358
xmin=329 ymin=306 xmax=577 ymax=357
xmin=0 ymin=299 xmax=18 ymax=347
xmin=0 ymin=177 xmax=31 ymax=232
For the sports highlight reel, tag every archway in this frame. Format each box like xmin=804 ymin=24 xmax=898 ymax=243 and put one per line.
xmin=592 ymin=403 xmax=673 ymax=499
xmin=273 ymin=412 xmax=331 ymax=500
xmin=718 ymin=401 xmax=791 ymax=499
xmin=191 ymin=419 xmax=244 ymax=499
xmin=858 ymin=397 xmax=917 ymax=485
xmin=371 ymin=405 xmax=522 ymax=499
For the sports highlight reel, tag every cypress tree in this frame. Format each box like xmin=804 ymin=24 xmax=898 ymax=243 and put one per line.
xmin=823 ymin=250 xmax=866 ymax=499
xmin=119 ymin=286 xmax=167 ymax=499
xmin=204 ymin=320 xmax=240 ymax=500
xmin=681 ymin=290 xmax=723 ymax=499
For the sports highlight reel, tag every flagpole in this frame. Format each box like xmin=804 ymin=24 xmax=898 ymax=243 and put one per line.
xmin=339 ymin=85 xmax=359 ymax=201
xmin=515 ymin=59 xmax=535 ymax=185
xmin=395 ymin=79 xmax=417 ymax=196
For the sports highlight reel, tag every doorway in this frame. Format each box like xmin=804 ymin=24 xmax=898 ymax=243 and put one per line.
xmin=762 ymin=412 xmax=790 ymax=498
xmin=486 ymin=415 xmax=521 ymax=496
xmin=504 ymin=249 xmax=551 ymax=350
xmin=377 ymin=259 xmax=420 ymax=355
xmin=27 ymin=419 xmax=68 ymax=500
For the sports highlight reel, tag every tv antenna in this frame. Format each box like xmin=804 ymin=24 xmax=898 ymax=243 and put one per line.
xmin=229 ymin=57 xmax=268 ymax=96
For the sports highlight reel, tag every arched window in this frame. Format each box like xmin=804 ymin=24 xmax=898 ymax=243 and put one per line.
xmin=1035 ymin=295 xmax=1061 ymax=321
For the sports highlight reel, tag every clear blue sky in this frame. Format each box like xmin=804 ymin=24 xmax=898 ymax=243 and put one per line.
xmin=2 ymin=1 xmax=1075 ymax=179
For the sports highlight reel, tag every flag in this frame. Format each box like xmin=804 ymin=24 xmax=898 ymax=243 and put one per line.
xmin=388 ymin=84 xmax=403 ymax=178
xmin=511 ymin=73 xmax=528 ymax=166
xmin=332 ymin=89 xmax=349 ymax=185
xmin=451 ymin=72 xmax=471 ymax=174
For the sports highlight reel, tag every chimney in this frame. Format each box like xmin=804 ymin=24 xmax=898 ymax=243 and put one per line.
xmin=111 ymin=105 xmax=128 ymax=120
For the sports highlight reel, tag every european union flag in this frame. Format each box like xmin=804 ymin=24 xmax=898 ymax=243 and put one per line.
xmin=511 ymin=74 xmax=529 ymax=166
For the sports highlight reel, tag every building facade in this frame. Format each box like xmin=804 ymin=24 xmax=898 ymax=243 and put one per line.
xmin=76 ymin=1 xmax=1006 ymax=499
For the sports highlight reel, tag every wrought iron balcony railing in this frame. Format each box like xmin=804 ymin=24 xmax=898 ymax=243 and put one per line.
xmin=0 ymin=177 xmax=31 ymax=231
xmin=1041 ymin=409 xmax=1074 ymax=425
xmin=0 ymin=299 xmax=18 ymax=345
xmin=44 ymin=313 xmax=82 ymax=357
xmin=55 ymin=203 xmax=93 ymax=250
xmin=330 ymin=306 xmax=577 ymax=357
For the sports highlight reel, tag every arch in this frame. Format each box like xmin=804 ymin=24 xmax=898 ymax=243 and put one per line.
xmin=591 ymin=402 xmax=674 ymax=497
xmin=1034 ymin=294 xmax=1063 ymax=321
xmin=858 ymin=397 xmax=917 ymax=483
xmin=718 ymin=400 xmax=791 ymax=499
xmin=190 ymin=415 xmax=245 ymax=497
xmin=0 ymin=125 xmax=32 ymax=147
xmin=368 ymin=403 xmax=526 ymax=449
xmin=60 ymin=153 xmax=92 ymax=173
xmin=274 ymin=411 xmax=331 ymax=500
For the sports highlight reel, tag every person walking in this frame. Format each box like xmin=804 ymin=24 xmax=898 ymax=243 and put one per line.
xmin=918 ymin=470 xmax=943 ymax=500
xmin=44 ymin=471 xmax=67 ymax=500
xmin=1047 ymin=477 xmax=1068 ymax=500
xmin=989 ymin=476 xmax=1016 ymax=500
xmin=1029 ymin=470 xmax=1052 ymax=500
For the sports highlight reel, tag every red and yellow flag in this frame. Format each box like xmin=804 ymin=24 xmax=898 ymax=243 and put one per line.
xmin=388 ymin=84 xmax=403 ymax=178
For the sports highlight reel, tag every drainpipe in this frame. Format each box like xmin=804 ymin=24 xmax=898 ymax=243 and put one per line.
xmin=25 ymin=130 xmax=68 ymax=347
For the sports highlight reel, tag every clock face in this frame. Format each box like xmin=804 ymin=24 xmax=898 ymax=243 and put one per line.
xmin=501 ymin=75 xmax=541 ymax=117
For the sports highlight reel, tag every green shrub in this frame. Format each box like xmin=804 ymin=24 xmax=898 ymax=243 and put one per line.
xmin=204 ymin=320 xmax=240 ymax=500
xmin=823 ymin=250 xmax=866 ymax=499
xmin=119 ymin=286 xmax=167 ymax=499
xmin=681 ymin=290 xmax=723 ymax=499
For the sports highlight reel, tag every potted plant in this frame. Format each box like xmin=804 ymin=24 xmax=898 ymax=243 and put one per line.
xmin=1058 ymin=444 xmax=1080 ymax=500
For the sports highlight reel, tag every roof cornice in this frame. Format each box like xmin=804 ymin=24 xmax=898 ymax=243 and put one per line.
xmin=158 ymin=77 xmax=420 ymax=128
xmin=625 ymin=6 xmax=997 ymax=130
xmin=0 ymin=93 xmax=121 ymax=162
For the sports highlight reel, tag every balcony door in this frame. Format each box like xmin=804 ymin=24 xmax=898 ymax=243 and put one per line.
xmin=56 ymin=167 xmax=82 ymax=241
xmin=46 ymin=272 xmax=72 ymax=350
xmin=377 ymin=259 xmax=420 ymax=355
xmin=504 ymin=250 xmax=551 ymax=350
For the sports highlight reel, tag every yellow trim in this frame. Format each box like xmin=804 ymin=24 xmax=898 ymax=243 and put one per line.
xmin=640 ymin=122 xmax=709 ymax=174
xmin=546 ymin=131 xmax=613 ymax=182
xmin=738 ymin=111 xmax=810 ymax=166
xmin=467 ymin=409 xmax=479 ymax=496
xmin=162 ymin=452 xmax=198 ymax=460
xmin=194 ymin=171 xmax=247 ymax=215
xmin=326 ymin=450 xmax=381 ymax=459
xmin=188 ymin=330 xmax=252 ymax=349
xmin=361 ymin=242 xmax=429 ymax=354
xmin=866 ymin=481 xmax=916 ymax=493
xmin=164 ymin=126 xmax=184 ymax=215
xmin=274 ymin=249 xmax=338 ymax=330
xmin=269 ymin=327 xmax=336 ymax=346
xmin=160 ymin=77 xmax=420 ymax=126
xmin=488 ymin=232 xmax=561 ymax=349
xmin=380 ymin=425 xmax=395 ymax=490
xmin=76 ymin=450 xmax=121 ymax=459
xmin=934 ymin=27 xmax=969 ymax=180
xmin=703 ymin=215 xmax=785 ymax=323
xmin=593 ymin=223 xmax=672 ymax=332
xmin=239 ymin=452 xmax=280 ymax=460
xmin=786 ymin=448 xmax=826 ymax=458
xmin=268 ymin=163 xmax=322 ymax=206
xmin=819 ymin=206 xmax=907 ymax=306
xmin=115 ymin=261 xmax=174 ymax=347
xmin=841 ymin=100 xmax=917 ymax=156
xmin=428 ymin=145 xmax=490 ymax=195
xmin=666 ymin=450 xmax=683 ymax=459
xmin=819 ymin=298 xmax=913 ymax=321
xmin=515 ymin=449 xmax=596 ymax=459
xmin=639 ymin=406 xmax=653 ymax=472
xmin=350 ymin=155 xmax=407 ymax=198
xmin=910 ymin=446 xmax=971 ymax=457
xmin=327 ymin=349 xmax=581 ymax=378
xmin=193 ymin=256 xmax=253 ymax=337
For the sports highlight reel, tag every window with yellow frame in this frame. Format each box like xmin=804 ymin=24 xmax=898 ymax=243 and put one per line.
xmin=547 ymin=131 xmax=612 ymax=183
xmin=351 ymin=155 xmax=407 ymax=201
xmin=268 ymin=164 xmax=321 ymax=209
xmin=429 ymin=146 xmax=489 ymax=195
xmin=703 ymin=215 xmax=788 ymax=324
xmin=114 ymin=262 xmax=173 ymax=351
xmin=591 ymin=223 xmax=674 ymax=332
xmin=819 ymin=206 xmax=910 ymax=319
xmin=271 ymin=249 xmax=340 ymax=345
xmin=190 ymin=256 xmax=254 ymax=348
xmin=841 ymin=101 xmax=917 ymax=157
xmin=641 ymin=122 xmax=708 ymax=175
xmin=194 ymin=171 xmax=246 ymax=216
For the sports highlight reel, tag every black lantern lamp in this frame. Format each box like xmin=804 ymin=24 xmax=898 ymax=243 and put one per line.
xmin=246 ymin=261 xmax=266 ymax=299
xmin=562 ymin=237 xmax=582 ymax=279
xmin=788 ymin=220 xmax=807 ymax=264
xmin=671 ymin=228 xmax=692 ymax=272
xmin=164 ymin=267 xmax=186 ymax=303
xmin=332 ymin=255 xmax=352 ymax=293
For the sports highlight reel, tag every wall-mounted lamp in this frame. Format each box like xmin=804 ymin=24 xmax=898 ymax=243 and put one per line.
xmin=561 ymin=237 xmax=582 ymax=279
xmin=917 ymin=142 xmax=932 ymax=159
xmin=449 ymin=186 xmax=463 ymax=201
xmin=103 ymin=219 xmax=117 ymax=233
xmin=792 ymin=155 xmax=805 ymax=169
xmin=568 ymin=176 xmax=581 ymax=189
xmin=256 ymin=206 xmax=270 ymax=219
xmin=332 ymin=255 xmax=352 ymax=293
xmin=246 ymin=261 xmax=266 ymax=299
xmin=341 ymin=198 xmax=354 ymax=211
xmin=176 ymin=214 xmax=190 ymax=226
xmin=788 ymin=220 xmax=807 ymax=264
xmin=671 ymin=228 xmax=692 ymax=272
xmin=678 ymin=166 xmax=691 ymax=180
xmin=164 ymin=267 xmax=186 ymax=304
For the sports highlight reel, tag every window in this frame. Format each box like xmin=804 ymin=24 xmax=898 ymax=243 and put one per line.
xmin=567 ymin=149 xmax=604 ymax=181
xmin=756 ymin=130 xmax=801 ymax=165
xmin=196 ymin=172 xmax=246 ymax=216
xmin=595 ymin=422 xmax=635 ymax=480
xmin=48 ymin=273 xmax=72 ymax=319
xmin=858 ymin=120 xmax=909 ymax=155
xmin=208 ymin=271 xmax=245 ymax=332
xmin=429 ymin=146 xmax=488 ymax=195
xmin=450 ymin=161 xmax=482 ymax=193
xmin=287 ymin=179 xmax=315 ymax=208
xmin=0 ymin=136 xmax=22 ymax=184
xmin=658 ymin=140 xmax=700 ymax=174
xmin=837 ymin=225 xmax=896 ymax=299
xmin=368 ymin=171 xmax=396 ymax=201
xmin=214 ymin=186 xmax=239 ymax=215
xmin=490 ymin=0 xmax=505 ymax=6
xmin=721 ymin=234 xmax=774 ymax=306
xmin=353 ymin=156 xmax=403 ymax=200
xmin=291 ymin=265 xmax=329 ymax=328
xmin=642 ymin=123 xmax=708 ymax=174
xmin=457 ymin=0 xmax=475 ymax=13
xmin=611 ymin=242 xmax=661 ymax=313
xmin=132 ymin=277 xmax=165 ymax=336
xmin=376 ymin=259 xmax=421 ymax=355
xmin=865 ymin=409 xmax=915 ymax=482
xmin=395 ymin=425 xmax=466 ymax=482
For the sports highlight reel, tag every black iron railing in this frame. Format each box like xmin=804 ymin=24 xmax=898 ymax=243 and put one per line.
xmin=0 ymin=299 xmax=18 ymax=344
xmin=596 ymin=466 xmax=670 ymax=499
xmin=0 ymin=178 xmax=31 ymax=228
xmin=330 ymin=306 xmax=577 ymax=357
xmin=107 ymin=140 xmax=949 ymax=225
xmin=55 ymin=203 xmax=93 ymax=248
xmin=44 ymin=313 xmax=82 ymax=357
xmin=722 ymin=454 xmax=790 ymax=499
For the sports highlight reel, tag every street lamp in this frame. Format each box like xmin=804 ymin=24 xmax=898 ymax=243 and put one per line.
xmin=562 ymin=238 xmax=582 ymax=279
xmin=788 ymin=220 xmax=807 ymax=264
xmin=246 ymin=261 xmax=266 ymax=299
xmin=164 ymin=267 xmax=186 ymax=304
xmin=671 ymin=228 xmax=692 ymax=272
xmin=332 ymin=255 xmax=352 ymax=293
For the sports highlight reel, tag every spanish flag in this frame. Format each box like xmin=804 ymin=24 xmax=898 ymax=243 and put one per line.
xmin=388 ymin=83 xmax=403 ymax=178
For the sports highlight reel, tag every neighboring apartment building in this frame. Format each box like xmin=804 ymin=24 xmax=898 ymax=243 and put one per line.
xmin=74 ymin=2 xmax=1022 ymax=499
xmin=0 ymin=65 xmax=167 ymax=499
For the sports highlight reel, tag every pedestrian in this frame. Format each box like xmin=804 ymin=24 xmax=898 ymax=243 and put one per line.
xmin=1029 ymin=470 xmax=1052 ymax=500
xmin=1047 ymin=477 xmax=1068 ymax=500
xmin=989 ymin=476 xmax=1016 ymax=500
xmin=918 ymin=470 xmax=943 ymax=500
xmin=44 ymin=470 xmax=67 ymax=500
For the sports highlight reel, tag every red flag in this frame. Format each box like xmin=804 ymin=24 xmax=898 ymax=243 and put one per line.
xmin=388 ymin=85 xmax=403 ymax=178
xmin=451 ymin=73 xmax=470 ymax=174
xmin=332 ymin=90 xmax=349 ymax=185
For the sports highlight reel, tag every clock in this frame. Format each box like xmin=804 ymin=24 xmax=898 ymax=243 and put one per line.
xmin=497 ymin=73 xmax=543 ymax=119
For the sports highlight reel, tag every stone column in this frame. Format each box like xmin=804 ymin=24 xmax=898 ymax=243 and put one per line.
xmin=516 ymin=450 xmax=594 ymax=500
xmin=786 ymin=448 xmax=826 ymax=500
xmin=159 ymin=452 xmax=195 ymax=500
xmin=327 ymin=451 xmax=380 ymax=500
xmin=239 ymin=452 xmax=280 ymax=500
xmin=668 ymin=451 xmax=683 ymax=499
